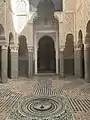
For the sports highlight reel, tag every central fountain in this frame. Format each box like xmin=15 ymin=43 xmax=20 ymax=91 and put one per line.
xmin=33 ymin=99 xmax=52 ymax=111
xmin=7 ymin=95 xmax=76 ymax=120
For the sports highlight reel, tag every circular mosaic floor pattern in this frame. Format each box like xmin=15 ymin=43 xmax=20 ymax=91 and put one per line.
xmin=19 ymin=97 xmax=63 ymax=117
xmin=7 ymin=94 xmax=75 ymax=120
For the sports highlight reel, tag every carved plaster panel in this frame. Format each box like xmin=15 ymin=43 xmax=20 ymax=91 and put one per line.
xmin=36 ymin=32 xmax=56 ymax=45
xmin=0 ymin=3 xmax=5 ymax=27
xmin=64 ymin=13 xmax=74 ymax=38
xmin=83 ymin=0 xmax=90 ymax=42
xmin=84 ymin=1 xmax=90 ymax=28
xmin=76 ymin=3 xmax=84 ymax=45
xmin=63 ymin=0 xmax=75 ymax=11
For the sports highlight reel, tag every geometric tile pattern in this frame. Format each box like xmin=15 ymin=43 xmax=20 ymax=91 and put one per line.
xmin=68 ymin=98 xmax=90 ymax=113
xmin=7 ymin=95 xmax=76 ymax=120
xmin=0 ymin=76 xmax=90 ymax=120
xmin=0 ymin=89 xmax=22 ymax=120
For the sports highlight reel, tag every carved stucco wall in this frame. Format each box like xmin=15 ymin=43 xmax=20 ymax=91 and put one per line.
xmin=63 ymin=0 xmax=76 ymax=11
xmin=36 ymin=32 xmax=56 ymax=46
xmin=20 ymin=23 xmax=34 ymax=46
xmin=0 ymin=2 xmax=5 ymax=27
xmin=84 ymin=0 xmax=90 ymax=39
xmin=1 ymin=0 xmax=90 ymax=49
xmin=75 ymin=0 xmax=90 ymax=45
xmin=63 ymin=12 xmax=75 ymax=46
xmin=0 ymin=1 xmax=8 ymax=46
xmin=6 ymin=0 xmax=16 ymax=44
xmin=75 ymin=0 xmax=84 ymax=46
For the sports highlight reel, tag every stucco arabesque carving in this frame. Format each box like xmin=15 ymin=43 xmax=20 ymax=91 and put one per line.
xmin=74 ymin=41 xmax=83 ymax=51
xmin=64 ymin=13 xmax=74 ymax=35
xmin=2 ymin=45 xmax=8 ymax=50
xmin=28 ymin=12 xmax=37 ymax=24
xmin=59 ymin=45 xmax=65 ymax=52
xmin=0 ymin=4 xmax=5 ymax=25
xmin=10 ymin=44 xmax=19 ymax=52
xmin=28 ymin=46 xmax=34 ymax=52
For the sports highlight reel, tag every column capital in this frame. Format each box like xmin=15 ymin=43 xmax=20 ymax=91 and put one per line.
xmin=10 ymin=45 xmax=19 ymax=52
xmin=2 ymin=45 xmax=8 ymax=50
xmin=59 ymin=45 xmax=65 ymax=52
xmin=74 ymin=44 xmax=82 ymax=51
xmin=28 ymin=46 xmax=34 ymax=52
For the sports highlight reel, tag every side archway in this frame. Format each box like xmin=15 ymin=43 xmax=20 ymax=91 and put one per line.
xmin=18 ymin=35 xmax=28 ymax=77
xmin=8 ymin=32 xmax=14 ymax=78
xmin=9 ymin=32 xmax=14 ymax=44
xmin=64 ymin=34 xmax=74 ymax=76
xmin=85 ymin=20 xmax=90 ymax=44
xmin=84 ymin=20 xmax=90 ymax=82
xmin=0 ymin=24 xmax=5 ymax=79
xmin=77 ymin=30 xmax=85 ymax=78
xmin=78 ymin=30 xmax=83 ymax=45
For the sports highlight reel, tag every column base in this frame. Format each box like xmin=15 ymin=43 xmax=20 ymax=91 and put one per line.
xmin=60 ymin=75 xmax=65 ymax=78
xmin=0 ymin=78 xmax=8 ymax=83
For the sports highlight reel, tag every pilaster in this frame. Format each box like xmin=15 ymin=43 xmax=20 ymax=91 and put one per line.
xmin=1 ymin=45 xmax=8 ymax=83
xmin=74 ymin=45 xmax=83 ymax=78
xmin=59 ymin=46 xmax=65 ymax=77
xmin=28 ymin=46 xmax=34 ymax=77
xmin=10 ymin=45 xmax=18 ymax=79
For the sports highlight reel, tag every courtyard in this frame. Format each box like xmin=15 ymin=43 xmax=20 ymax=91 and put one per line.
xmin=0 ymin=76 xmax=90 ymax=120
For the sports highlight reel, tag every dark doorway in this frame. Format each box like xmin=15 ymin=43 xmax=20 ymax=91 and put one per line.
xmin=64 ymin=34 xmax=74 ymax=76
xmin=82 ymin=44 xmax=85 ymax=78
xmin=18 ymin=35 xmax=28 ymax=77
xmin=38 ymin=36 xmax=56 ymax=73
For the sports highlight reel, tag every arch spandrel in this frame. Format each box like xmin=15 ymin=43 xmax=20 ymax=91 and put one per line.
xmin=0 ymin=24 xmax=5 ymax=40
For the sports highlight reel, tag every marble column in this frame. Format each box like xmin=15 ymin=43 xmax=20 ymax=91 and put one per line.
xmin=0 ymin=46 xmax=8 ymax=83
xmin=10 ymin=46 xmax=18 ymax=79
xmin=28 ymin=46 xmax=33 ymax=77
xmin=74 ymin=46 xmax=83 ymax=78
xmin=59 ymin=48 xmax=64 ymax=77
xmin=84 ymin=44 xmax=90 ymax=82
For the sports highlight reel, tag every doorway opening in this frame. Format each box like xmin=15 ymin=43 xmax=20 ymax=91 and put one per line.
xmin=82 ymin=44 xmax=85 ymax=77
xmin=18 ymin=35 xmax=28 ymax=77
xmin=38 ymin=36 xmax=56 ymax=73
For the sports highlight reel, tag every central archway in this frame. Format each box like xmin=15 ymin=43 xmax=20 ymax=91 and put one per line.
xmin=18 ymin=35 xmax=28 ymax=77
xmin=38 ymin=36 xmax=56 ymax=73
